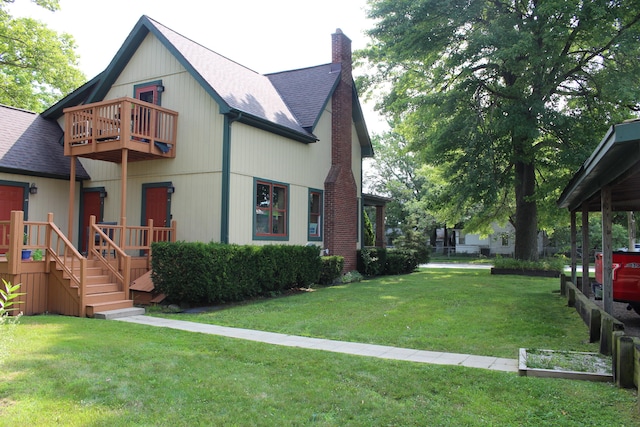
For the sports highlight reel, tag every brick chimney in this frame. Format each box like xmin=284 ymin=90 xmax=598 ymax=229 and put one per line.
xmin=324 ymin=29 xmax=358 ymax=272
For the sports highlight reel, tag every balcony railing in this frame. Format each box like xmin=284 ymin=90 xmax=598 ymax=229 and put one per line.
xmin=63 ymin=97 xmax=178 ymax=163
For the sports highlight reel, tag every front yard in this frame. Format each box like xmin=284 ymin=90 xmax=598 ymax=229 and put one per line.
xmin=1 ymin=268 xmax=638 ymax=425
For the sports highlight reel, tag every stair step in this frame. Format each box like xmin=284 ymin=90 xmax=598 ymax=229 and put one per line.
xmin=85 ymin=275 xmax=110 ymax=285
xmin=86 ymin=300 xmax=134 ymax=318
xmin=86 ymin=291 xmax=126 ymax=304
xmin=93 ymin=307 xmax=145 ymax=320
xmin=86 ymin=283 xmax=119 ymax=294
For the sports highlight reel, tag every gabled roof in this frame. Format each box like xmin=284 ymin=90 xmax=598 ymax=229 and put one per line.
xmin=267 ymin=64 xmax=341 ymax=132
xmin=0 ymin=104 xmax=89 ymax=180
xmin=43 ymin=15 xmax=373 ymax=153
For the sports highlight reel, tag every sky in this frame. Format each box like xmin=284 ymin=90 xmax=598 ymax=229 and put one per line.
xmin=7 ymin=0 xmax=388 ymax=133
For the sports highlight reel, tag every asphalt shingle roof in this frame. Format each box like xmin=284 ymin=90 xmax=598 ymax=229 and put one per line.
xmin=0 ymin=104 xmax=89 ymax=179
xmin=43 ymin=15 xmax=372 ymax=152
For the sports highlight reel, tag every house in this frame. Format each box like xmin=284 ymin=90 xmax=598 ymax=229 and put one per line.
xmin=0 ymin=16 xmax=373 ymax=316
xmin=434 ymin=223 xmax=544 ymax=256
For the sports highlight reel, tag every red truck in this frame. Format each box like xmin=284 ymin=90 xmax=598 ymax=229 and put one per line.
xmin=594 ymin=252 xmax=640 ymax=314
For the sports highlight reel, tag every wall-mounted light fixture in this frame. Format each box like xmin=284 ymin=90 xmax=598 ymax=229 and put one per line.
xmin=29 ymin=183 xmax=38 ymax=195
xmin=156 ymin=85 xmax=165 ymax=93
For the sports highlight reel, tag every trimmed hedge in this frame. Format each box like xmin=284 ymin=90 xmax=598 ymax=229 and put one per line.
xmin=319 ymin=256 xmax=344 ymax=285
xmin=151 ymin=242 xmax=321 ymax=304
xmin=357 ymin=247 xmax=418 ymax=276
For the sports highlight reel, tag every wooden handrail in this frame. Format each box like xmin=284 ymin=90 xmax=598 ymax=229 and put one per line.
xmin=63 ymin=97 xmax=178 ymax=157
xmin=89 ymin=216 xmax=131 ymax=300
xmin=47 ymin=213 xmax=87 ymax=317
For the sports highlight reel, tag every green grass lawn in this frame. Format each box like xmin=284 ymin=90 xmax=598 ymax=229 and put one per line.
xmin=1 ymin=268 xmax=639 ymax=426
xmin=154 ymin=268 xmax=598 ymax=358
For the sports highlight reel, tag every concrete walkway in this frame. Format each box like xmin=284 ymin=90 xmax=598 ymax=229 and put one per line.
xmin=115 ymin=315 xmax=518 ymax=373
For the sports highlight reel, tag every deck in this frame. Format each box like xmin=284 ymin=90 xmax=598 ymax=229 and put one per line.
xmin=63 ymin=97 xmax=178 ymax=163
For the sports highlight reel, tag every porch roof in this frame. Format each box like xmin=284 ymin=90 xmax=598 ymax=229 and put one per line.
xmin=557 ymin=119 xmax=640 ymax=212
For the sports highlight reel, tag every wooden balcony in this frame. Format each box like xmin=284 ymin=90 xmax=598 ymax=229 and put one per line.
xmin=63 ymin=97 xmax=178 ymax=163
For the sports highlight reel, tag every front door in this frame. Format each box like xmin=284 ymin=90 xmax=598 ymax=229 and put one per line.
xmin=0 ymin=182 xmax=28 ymax=254
xmin=141 ymin=183 xmax=173 ymax=245
xmin=80 ymin=189 xmax=105 ymax=253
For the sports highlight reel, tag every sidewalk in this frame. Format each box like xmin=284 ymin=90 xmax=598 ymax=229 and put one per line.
xmin=115 ymin=315 xmax=518 ymax=373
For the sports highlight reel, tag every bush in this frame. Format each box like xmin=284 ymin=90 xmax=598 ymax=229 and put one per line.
xmin=385 ymin=249 xmax=419 ymax=275
xmin=151 ymin=242 xmax=322 ymax=305
xmin=493 ymin=255 xmax=565 ymax=273
xmin=357 ymin=247 xmax=387 ymax=277
xmin=319 ymin=256 xmax=344 ymax=285
xmin=341 ymin=270 xmax=363 ymax=284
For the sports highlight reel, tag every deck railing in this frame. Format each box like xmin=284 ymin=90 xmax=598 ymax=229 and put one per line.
xmin=63 ymin=97 xmax=178 ymax=159
xmin=0 ymin=211 xmax=177 ymax=316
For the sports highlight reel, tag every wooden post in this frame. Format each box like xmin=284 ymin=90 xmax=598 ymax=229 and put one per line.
xmin=615 ymin=335 xmax=636 ymax=388
xmin=120 ymin=216 xmax=126 ymax=249
xmin=45 ymin=213 xmax=53 ymax=273
xmin=570 ymin=210 xmax=577 ymax=285
xmin=88 ymin=215 xmax=96 ymax=259
xmin=581 ymin=203 xmax=590 ymax=296
xmin=121 ymin=148 xmax=128 ymax=223
xmin=171 ymin=220 xmax=177 ymax=242
xmin=602 ymin=186 xmax=613 ymax=315
xmin=68 ymin=155 xmax=76 ymax=242
xmin=8 ymin=211 xmax=23 ymax=275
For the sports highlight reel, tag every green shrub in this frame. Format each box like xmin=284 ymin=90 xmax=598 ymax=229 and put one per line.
xmin=319 ymin=256 xmax=344 ymax=285
xmin=151 ymin=242 xmax=322 ymax=305
xmin=357 ymin=247 xmax=387 ymax=276
xmin=493 ymin=255 xmax=565 ymax=272
xmin=384 ymin=249 xmax=419 ymax=275
xmin=341 ymin=270 xmax=363 ymax=284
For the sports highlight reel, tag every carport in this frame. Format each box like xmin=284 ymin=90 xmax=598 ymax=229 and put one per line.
xmin=558 ymin=119 xmax=640 ymax=315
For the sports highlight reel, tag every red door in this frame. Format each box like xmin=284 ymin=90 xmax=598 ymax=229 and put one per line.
xmin=0 ymin=184 xmax=26 ymax=254
xmin=142 ymin=185 xmax=171 ymax=251
xmin=81 ymin=190 xmax=103 ymax=253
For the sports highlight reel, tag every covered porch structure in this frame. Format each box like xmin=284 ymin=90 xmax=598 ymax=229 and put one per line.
xmin=558 ymin=119 xmax=640 ymax=315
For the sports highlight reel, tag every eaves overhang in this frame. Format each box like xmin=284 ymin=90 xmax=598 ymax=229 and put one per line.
xmin=557 ymin=120 xmax=640 ymax=212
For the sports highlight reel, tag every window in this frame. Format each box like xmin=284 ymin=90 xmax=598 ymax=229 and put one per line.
xmin=254 ymin=179 xmax=288 ymax=239
xmin=501 ymin=233 xmax=509 ymax=246
xmin=134 ymin=80 xmax=163 ymax=105
xmin=308 ymin=189 xmax=323 ymax=241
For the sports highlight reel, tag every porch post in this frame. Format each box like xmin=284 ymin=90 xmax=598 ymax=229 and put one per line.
xmin=68 ymin=155 xmax=76 ymax=242
xmin=581 ymin=202 xmax=590 ymax=296
xmin=602 ymin=186 xmax=613 ymax=315
xmin=570 ymin=210 xmax=577 ymax=285
xmin=121 ymin=148 xmax=128 ymax=221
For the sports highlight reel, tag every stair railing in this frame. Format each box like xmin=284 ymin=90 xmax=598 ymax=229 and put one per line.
xmin=88 ymin=215 xmax=131 ymax=300
xmin=46 ymin=213 xmax=88 ymax=316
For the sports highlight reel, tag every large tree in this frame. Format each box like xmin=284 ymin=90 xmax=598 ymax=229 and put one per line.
xmin=0 ymin=0 xmax=84 ymax=111
xmin=358 ymin=0 xmax=640 ymax=260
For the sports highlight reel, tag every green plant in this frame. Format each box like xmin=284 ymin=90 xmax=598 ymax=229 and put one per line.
xmin=319 ymin=255 xmax=344 ymax=285
xmin=384 ymin=249 xmax=419 ymax=275
xmin=151 ymin=242 xmax=322 ymax=305
xmin=32 ymin=249 xmax=43 ymax=261
xmin=0 ymin=279 xmax=23 ymax=367
xmin=493 ymin=255 xmax=565 ymax=272
xmin=357 ymin=247 xmax=387 ymax=276
xmin=341 ymin=270 xmax=363 ymax=284
xmin=0 ymin=279 xmax=23 ymax=317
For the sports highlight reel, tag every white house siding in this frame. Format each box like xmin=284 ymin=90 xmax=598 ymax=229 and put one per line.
xmin=0 ymin=173 xmax=80 ymax=235
xmin=79 ymin=34 xmax=225 ymax=243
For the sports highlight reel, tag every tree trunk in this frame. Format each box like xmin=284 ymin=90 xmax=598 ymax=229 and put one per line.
xmin=514 ymin=159 xmax=539 ymax=261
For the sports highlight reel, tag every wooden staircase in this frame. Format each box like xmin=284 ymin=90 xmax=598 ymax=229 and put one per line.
xmin=84 ymin=259 xmax=134 ymax=317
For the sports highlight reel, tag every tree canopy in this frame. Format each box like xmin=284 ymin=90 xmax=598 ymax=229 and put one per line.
xmin=0 ymin=0 xmax=85 ymax=111
xmin=358 ymin=0 xmax=640 ymax=260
